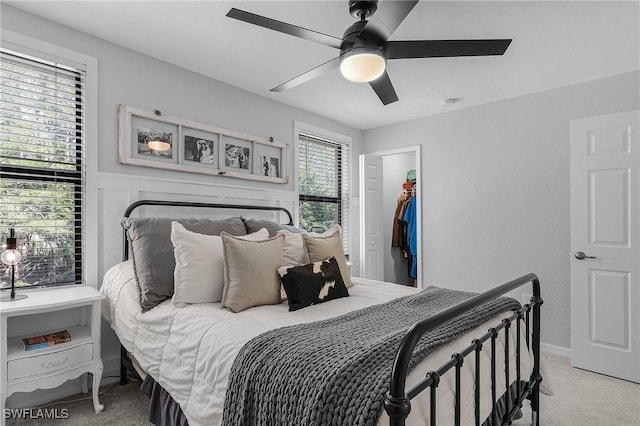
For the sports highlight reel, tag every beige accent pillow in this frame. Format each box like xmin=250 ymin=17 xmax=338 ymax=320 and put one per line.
xmin=221 ymin=232 xmax=284 ymax=313
xmin=277 ymin=229 xmax=307 ymax=266
xmin=277 ymin=225 xmax=341 ymax=300
xmin=171 ymin=222 xmax=268 ymax=306
xmin=302 ymin=226 xmax=352 ymax=288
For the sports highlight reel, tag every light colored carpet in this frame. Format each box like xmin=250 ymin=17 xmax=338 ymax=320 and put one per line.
xmin=6 ymin=352 xmax=640 ymax=425
xmin=6 ymin=379 xmax=150 ymax=426
xmin=513 ymin=353 xmax=640 ymax=426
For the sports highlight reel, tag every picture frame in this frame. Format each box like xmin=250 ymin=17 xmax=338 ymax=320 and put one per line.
xmin=118 ymin=108 xmax=180 ymax=166
xmin=220 ymin=136 xmax=252 ymax=174
xmin=180 ymin=127 xmax=218 ymax=169
xmin=254 ymin=143 xmax=283 ymax=179
xmin=118 ymin=105 xmax=288 ymax=183
xmin=135 ymin=121 xmax=177 ymax=162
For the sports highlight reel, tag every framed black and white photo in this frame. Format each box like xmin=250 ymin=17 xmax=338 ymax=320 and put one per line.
xmin=179 ymin=127 xmax=218 ymax=169
xmin=118 ymin=105 xmax=288 ymax=183
xmin=254 ymin=143 xmax=283 ymax=179
xmin=127 ymin=113 xmax=179 ymax=164
xmin=221 ymin=136 xmax=252 ymax=174
xmin=137 ymin=126 xmax=174 ymax=159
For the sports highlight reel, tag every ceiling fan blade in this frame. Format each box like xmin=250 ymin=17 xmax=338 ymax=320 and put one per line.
xmin=387 ymin=39 xmax=512 ymax=59
xmin=271 ymin=57 xmax=340 ymax=92
xmin=227 ymin=8 xmax=343 ymax=49
xmin=369 ymin=71 xmax=399 ymax=105
xmin=364 ymin=1 xmax=419 ymax=40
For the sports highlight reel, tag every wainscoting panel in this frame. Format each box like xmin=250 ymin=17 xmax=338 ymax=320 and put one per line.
xmin=96 ymin=172 xmax=297 ymax=284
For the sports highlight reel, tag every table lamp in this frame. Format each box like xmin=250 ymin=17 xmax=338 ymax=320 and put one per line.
xmin=1 ymin=228 xmax=27 ymax=302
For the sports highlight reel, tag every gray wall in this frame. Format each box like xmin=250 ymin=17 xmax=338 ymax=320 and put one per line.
xmin=364 ymin=71 xmax=640 ymax=349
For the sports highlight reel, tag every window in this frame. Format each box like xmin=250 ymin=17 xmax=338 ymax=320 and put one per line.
xmin=298 ymin=132 xmax=350 ymax=254
xmin=0 ymin=48 xmax=86 ymax=289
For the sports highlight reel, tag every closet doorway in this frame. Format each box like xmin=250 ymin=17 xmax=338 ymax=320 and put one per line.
xmin=359 ymin=145 xmax=422 ymax=287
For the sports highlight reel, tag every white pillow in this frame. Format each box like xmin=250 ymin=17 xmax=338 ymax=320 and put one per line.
xmin=171 ymin=222 xmax=269 ymax=306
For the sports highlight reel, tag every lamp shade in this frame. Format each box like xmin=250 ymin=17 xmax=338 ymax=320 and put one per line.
xmin=340 ymin=48 xmax=386 ymax=83
xmin=1 ymin=249 xmax=21 ymax=266
xmin=0 ymin=228 xmax=27 ymax=302
xmin=2 ymin=228 xmax=21 ymax=265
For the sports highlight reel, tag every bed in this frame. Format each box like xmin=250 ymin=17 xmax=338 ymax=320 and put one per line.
xmin=101 ymin=199 xmax=543 ymax=426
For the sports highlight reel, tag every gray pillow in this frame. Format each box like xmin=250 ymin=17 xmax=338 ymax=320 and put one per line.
xmin=221 ymin=232 xmax=284 ymax=313
xmin=122 ymin=216 xmax=246 ymax=311
xmin=242 ymin=217 xmax=304 ymax=237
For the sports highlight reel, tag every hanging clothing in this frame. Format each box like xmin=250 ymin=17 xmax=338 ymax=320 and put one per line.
xmin=402 ymin=196 xmax=417 ymax=279
xmin=391 ymin=194 xmax=409 ymax=248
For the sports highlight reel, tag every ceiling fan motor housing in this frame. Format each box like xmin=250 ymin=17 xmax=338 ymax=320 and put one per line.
xmin=340 ymin=20 xmax=387 ymax=56
xmin=349 ymin=0 xmax=378 ymax=19
xmin=339 ymin=20 xmax=387 ymax=83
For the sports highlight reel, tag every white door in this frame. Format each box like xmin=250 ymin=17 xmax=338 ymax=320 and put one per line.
xmin=570 ymin=110 xmax=640 ymax=383
xmin=360 ymin=153 xmax=384 ymax=280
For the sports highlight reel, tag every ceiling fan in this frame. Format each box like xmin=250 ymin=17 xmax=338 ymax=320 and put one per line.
xmin=226 ymin=1 xmax=511 ymax=105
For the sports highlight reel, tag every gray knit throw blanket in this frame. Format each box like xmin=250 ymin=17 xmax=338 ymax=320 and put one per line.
xmin=222 ymin=286 xmax=520 ymax=426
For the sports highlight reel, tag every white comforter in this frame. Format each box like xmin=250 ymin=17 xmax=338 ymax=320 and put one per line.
xmin=101 ymin=261 xmax=534 ymax=426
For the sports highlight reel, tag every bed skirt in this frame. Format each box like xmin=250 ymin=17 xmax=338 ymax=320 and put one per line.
xmin=138 ymin=373 xmax=525 ymax=426
xmin=140 ymin=375 xmax=189 ymax=426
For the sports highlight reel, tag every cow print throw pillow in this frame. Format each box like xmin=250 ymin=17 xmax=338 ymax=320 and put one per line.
xmin=277 ymin=256 xmax=349 ymax=312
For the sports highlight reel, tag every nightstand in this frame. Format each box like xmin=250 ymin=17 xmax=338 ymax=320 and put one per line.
xmin=0 ymin=286 xmax=104 ymax=425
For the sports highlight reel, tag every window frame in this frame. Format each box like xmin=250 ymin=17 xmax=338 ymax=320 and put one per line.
xmin=297 ymin=139 xmax=343 ymax=228
xmin=294 ymin=121 xmax=351 ymax=254
xmin=1 ymin=29 xmax=98 ymax=289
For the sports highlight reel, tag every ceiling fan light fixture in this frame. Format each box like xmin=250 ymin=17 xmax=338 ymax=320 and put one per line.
xmin=340 ymin=48 xmax=386 ymax=83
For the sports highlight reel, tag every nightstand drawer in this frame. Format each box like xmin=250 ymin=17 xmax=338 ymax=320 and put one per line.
xmin=8 ymin=343 xmax=93 ymax=381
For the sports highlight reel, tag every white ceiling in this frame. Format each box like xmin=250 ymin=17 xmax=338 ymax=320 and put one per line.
xmin=7 ymin=1 xmax=639 ymax=130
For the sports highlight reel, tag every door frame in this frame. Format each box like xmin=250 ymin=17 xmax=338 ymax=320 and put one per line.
xmin=359 ymin=145 xmax=422 ymax=287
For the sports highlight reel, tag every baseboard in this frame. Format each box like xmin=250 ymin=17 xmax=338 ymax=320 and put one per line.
xmin=541 ymin=342 xmax=571 ymax=358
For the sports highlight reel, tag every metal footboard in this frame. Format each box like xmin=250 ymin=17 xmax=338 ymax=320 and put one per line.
xmin=384 ymin=273 xmax=543 ymax=426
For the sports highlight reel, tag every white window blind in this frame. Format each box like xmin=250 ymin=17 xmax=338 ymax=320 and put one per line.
xmin=298 ymin=133 xmax=350 ymax=255
xmin=0 ymin=48 xmax=86 ymax=289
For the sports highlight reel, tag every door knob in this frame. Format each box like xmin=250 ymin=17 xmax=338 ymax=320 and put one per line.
xmin=574 ymin=251 xmax=596 ymax=260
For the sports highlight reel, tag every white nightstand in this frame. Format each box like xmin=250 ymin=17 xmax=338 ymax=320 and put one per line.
xmin=0 ymin=286 xmax=104 ymax=425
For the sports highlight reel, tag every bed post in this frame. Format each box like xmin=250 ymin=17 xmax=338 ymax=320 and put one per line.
xmin=384 ymin=394 xmax=411 ymax=426
xmin=530 ymin=277 xmax=543 ymax=426
xmin=120 ymin=345 xmax=128 ymax=385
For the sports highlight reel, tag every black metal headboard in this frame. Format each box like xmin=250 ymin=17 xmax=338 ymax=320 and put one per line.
xmin=122 ymin=199 xmax=294 ymax=261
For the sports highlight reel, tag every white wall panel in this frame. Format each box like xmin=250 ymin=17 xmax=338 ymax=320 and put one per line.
xmin=96 ymin=172 xmax=298 ymax=283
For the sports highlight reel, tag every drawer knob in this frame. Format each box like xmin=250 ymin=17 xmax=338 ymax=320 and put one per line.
xmin=40 ymin=355 xmax=68 ymax=369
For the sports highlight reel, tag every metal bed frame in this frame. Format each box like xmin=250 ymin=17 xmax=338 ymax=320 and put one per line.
xmin=119 ymin=199 xmax=543 ymax=426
